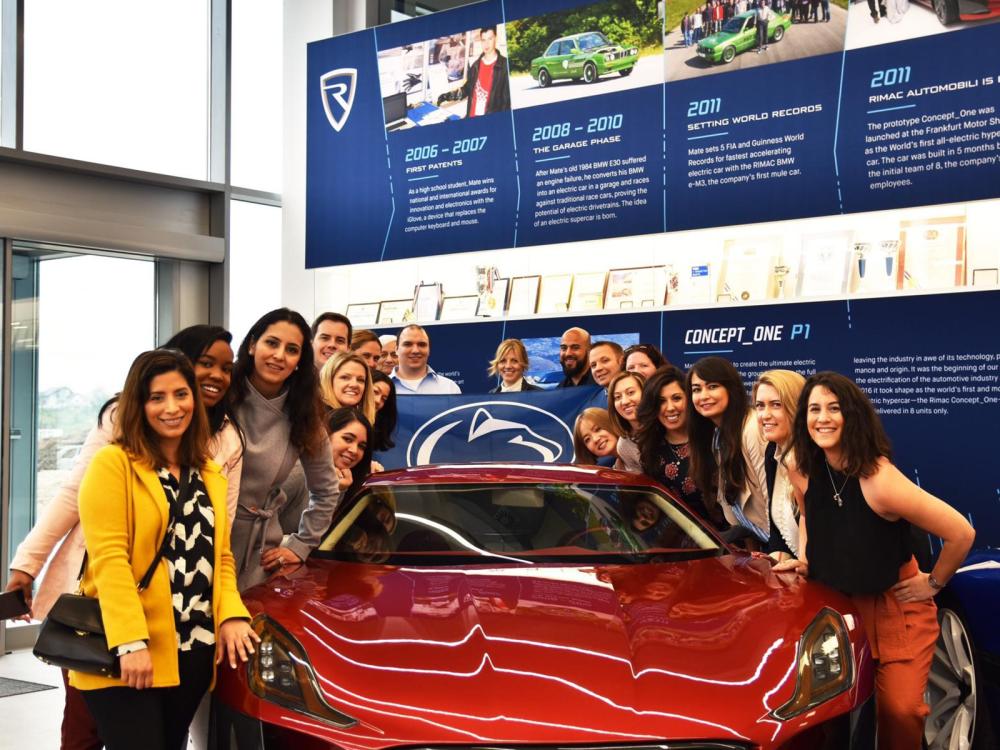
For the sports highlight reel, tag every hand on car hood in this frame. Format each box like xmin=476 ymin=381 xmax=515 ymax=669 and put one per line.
xmin=238 ymin=554 xmax=865 ymax=745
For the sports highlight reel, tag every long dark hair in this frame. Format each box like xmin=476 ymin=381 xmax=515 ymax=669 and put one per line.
xmin=163 ymin=325 xmax=238 ymax=436
xmin=686 ymin=357 xmax=749 ymax=506
xmin=370 ymin=369 xmax=397 ymax=452
xmin=792 ymin=371 xmax=892 ymax=479
xmin=231 ymin=308 xmax=324 ymax=456
xmin=327 ymin=407 xmax=374 ymax=499
xmin=635 ymin=366 xmax=687 ymax=476
xmin=115 ymin=349 xmax=211 ymax=470
xmin=96 ymin=325 xmax=240 ymax=440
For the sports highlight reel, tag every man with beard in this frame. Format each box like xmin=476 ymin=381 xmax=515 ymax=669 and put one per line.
xmin=557 ymin=327 xmax=595 ymax=388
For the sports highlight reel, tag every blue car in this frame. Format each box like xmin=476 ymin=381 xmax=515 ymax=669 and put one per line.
xmin=926 ymin=548 xmax=999 ymax=749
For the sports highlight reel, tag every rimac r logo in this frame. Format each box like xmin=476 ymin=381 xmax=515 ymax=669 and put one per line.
xmin=406 ymin=402 xmax=574 ymax=467
xmin=320 ymin=68 xmax=357 ymax=132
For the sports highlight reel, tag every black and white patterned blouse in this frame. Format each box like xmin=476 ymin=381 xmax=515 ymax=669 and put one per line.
xmin=157 ymin=467 xmax=216 ymax=651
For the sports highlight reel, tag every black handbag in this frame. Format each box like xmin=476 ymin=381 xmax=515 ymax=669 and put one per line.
xmin=33 ymin=470 xmax=190 ymax=677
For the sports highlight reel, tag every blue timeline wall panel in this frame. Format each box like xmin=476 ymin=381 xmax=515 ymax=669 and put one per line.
xmin=306 ymin=0 xmax=1000 ymax=265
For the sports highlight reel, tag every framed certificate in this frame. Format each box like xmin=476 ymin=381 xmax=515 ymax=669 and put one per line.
xmin=720 ymin=238 xmax=779 ymax=302
xmin=440 ymin=295 xmax=479 ymax=321
xmin=412 ymin=282 xmax=444 ymax=322
xmin=606 ymin=266 xmax=668 ymax=310
xmin=797 ymin=232 xmax=852 ymax=297
xmin=345 ymin=302 xmax=379 ymax=326
xmin=508 ymin=275 xmax=540 ymax=316
xmin=476 ymin=277 xmax=509 ymax=317
xmin=538 ymin=273 xmax=573 ymax=314
xmin=971 ymin=268 xmax=999 ymax=287
xmin=675 ymin=264 xmax=712 ymax=305
xmin=900 ymin=217 xmax=966 ymax=290
xmin=569 ymin=272 xmax=607 ymax=311
xmin=377 ymin=299 xmax=411 ymax=325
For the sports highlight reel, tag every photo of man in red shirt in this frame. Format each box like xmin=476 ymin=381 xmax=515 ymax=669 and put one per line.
xmin=437 ymin=26 xmax=511 ymax=117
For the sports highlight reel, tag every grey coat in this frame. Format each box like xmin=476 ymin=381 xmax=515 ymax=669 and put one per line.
xmin=230 ymin=380 xmax=340 ymax=590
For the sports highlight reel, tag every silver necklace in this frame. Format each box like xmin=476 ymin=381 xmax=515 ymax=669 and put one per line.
xmin=824 ymin=459 xmax=850 ymax=507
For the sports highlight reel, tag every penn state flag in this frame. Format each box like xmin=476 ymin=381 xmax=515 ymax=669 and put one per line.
xmin=377 ymin=387 xmax=604 ymax=470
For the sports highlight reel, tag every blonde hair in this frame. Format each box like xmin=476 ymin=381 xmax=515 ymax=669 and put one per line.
xmin=573 ymin=407 xmax=617 ymax=465
xmin=752 ymin=369 xmax=806 ymax=449
xmin=487 ymin=338 xmax=529 ymax=377
xmin=319 ymin=351 xmax=376 ymax=424
xmin=606 ymin=370 xmax=646 ymax=438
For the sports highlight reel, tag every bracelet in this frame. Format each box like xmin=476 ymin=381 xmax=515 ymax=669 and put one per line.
xmin=928 ymin=573 xmax=944 ymax=590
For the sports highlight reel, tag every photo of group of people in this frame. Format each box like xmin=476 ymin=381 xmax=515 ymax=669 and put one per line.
xmin=376 ymin=25 xmax=511 ymax=132
xmin=664 ymin=0 xmax=847 ymax=80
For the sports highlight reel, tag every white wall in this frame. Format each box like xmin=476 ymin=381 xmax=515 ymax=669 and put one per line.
xmin=282 ymin=0 xmax=370 ymax=320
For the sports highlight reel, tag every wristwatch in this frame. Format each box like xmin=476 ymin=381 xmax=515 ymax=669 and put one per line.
xmin=928 ymin=573 xmax=944 ymax=590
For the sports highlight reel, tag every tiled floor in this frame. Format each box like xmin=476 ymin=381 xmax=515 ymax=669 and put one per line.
xmin=0 ymin=649 xmax=64 ymax=749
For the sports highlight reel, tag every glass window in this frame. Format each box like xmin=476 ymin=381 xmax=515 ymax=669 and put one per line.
xmin=23 ymin=0 xmax=210 ymax=179
xmin=7 ymin=251 xmax=155 ymax=555
xmin=231 ymin=0 xmax=283 ymax=193
xmin=229 ymin=200 xmax=282 ymax=347
xmin=319 ymin=482 xmax=721 ymax=565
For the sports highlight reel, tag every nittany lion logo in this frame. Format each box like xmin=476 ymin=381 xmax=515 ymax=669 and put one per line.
xmin=407 ymin=402 xmax=573 ymax=467
xmin=320 ymin=68 xmax=357 ymax=132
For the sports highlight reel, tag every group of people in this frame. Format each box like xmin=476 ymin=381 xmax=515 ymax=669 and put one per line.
xmin=3 ymin=309 xmax=978 ymax=750
xmin=3 ymin=309 xmax=417 ymax=750
xmin=537 ymin=325 xmax=972 ymax=750
xmin=680 ymin=0 xmax=829 ymax=51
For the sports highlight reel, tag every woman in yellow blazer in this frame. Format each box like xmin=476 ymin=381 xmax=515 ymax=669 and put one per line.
xmin=71 ymin=349 xmax=257 ymax=750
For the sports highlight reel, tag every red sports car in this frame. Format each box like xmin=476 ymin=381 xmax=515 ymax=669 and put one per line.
xmin=213 ymin=464 xmax=876 ymax=749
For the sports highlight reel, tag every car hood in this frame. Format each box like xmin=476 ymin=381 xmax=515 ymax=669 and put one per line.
xmin=700 ymin=31 xmax=739 ymax=48
xmin=236 ymin=554 xmax=868 ymax=745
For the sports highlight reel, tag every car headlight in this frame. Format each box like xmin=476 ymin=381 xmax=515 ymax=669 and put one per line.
xmin=604 ymin=53 xmax=614 ymax=61
xmin=248 ymin=615 xmax=356 ymax=728
xmin=773 ymin=607 xmax=854 ymax=720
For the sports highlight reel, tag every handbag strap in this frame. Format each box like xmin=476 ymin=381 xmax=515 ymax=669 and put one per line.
xmin=77 ymin=467 xmax=195 ymax=592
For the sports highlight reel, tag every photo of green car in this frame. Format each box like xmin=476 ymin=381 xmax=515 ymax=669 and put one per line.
xmin=530 ymin=31 xmax=639 ymax=86
xmin=696 ymin=11 xmax=792 ymax=64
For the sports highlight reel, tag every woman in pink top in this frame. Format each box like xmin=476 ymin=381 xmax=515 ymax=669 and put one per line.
xmin=4 ymin=325 xmax=244 ymax=750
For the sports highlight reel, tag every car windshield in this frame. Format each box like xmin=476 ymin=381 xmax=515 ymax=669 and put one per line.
xmin=316 ymin=482 xmax=723 ymax=566
xmin=723 ymin=17 xmax=749 ymax=33
xmin=577 ymin=32 xmax=611 ymax=51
